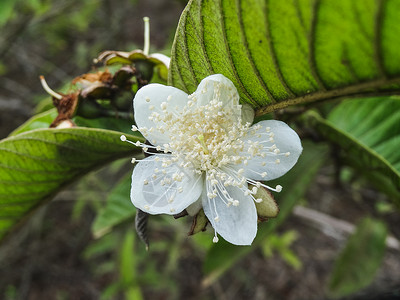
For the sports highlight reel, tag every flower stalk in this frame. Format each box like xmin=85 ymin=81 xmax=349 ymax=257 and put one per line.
xmin=143 ymin=17 xmax=150 ymax=56
xmin=39 ymin=75 xmax=63 ymax=100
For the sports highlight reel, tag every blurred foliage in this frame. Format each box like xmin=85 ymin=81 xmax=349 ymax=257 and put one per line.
xmin=0 ymin=0 xmax=180 ymax=107
xmin=261 ymin=231 xmax=302 ymax=271
xmin=307 ymin=97 xmax=400 ymax=206
xmin=92 ymin=174 xmax=135 ymax=238
xmin=328 ymin=218 xmax=388 ymax=298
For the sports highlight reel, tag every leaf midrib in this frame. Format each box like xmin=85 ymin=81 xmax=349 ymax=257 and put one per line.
xmin=255 ymin=76 xmax=400 ymax=116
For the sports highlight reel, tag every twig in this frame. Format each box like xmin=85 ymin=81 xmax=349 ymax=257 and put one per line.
xmin=292 ymin=205 xmax=400 ymax=250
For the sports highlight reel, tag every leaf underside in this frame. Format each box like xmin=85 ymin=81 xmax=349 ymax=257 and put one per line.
xmin=169 ymin=0 xmax=400 ymax=115
xmin=0 ymin=128 xmax=143 ymax=242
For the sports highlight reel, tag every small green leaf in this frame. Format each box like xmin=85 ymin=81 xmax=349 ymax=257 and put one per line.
xmin=83 ymin=233 xmax=119 ymax=260
xmin=120 ymin=231 xmax=143 ymax=300
xmin=106 ymin=56 xmax=134 ymax=65
xmin=170 ymin=0 xmax=400 ymax=115
xmin=92 ymin=174 xmax=135 ymax=238
xmin=328 ymin=217 xmax=387 ymax=298
xmin=9 ymin=109 xmax=57 ymax=136
xmin=120 ymin=231 xmax=135 ymax=284
xmin=0 ymin=128 xmax=144 ymax=242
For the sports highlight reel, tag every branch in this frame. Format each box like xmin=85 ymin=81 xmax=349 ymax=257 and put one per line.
xmin=292 ymin=205 xmax=400 ymax=251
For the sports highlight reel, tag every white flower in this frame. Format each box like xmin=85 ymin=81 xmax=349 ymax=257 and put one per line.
xmin=122 ymin=74 xmax=302 ymax=245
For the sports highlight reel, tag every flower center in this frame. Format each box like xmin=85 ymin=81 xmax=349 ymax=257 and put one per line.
xmin=158 ymin=96 xmax=249 ymax=175
xmin=196 ymin=134 xmax=209 ymax=155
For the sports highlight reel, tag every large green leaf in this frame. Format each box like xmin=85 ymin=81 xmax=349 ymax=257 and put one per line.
xmin=328 ymin=217 xmax=387 ymax=298
xmin=0 ymin=128 xmax=143 ymax=242
xmin=170 ymin=0 xmax=400 ymax=115
xmin=307 ymin=96 xmax=400 ymax=206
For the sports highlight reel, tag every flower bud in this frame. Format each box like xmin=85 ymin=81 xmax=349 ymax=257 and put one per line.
xmin=134 ymin=59 xmax=154 ymax=83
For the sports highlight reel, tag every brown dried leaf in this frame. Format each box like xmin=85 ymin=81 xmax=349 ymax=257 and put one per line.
xmin=135 ymin=209 xmax=149 ymax=250
xmin=50 ymin=93 xmax=79 ymax=128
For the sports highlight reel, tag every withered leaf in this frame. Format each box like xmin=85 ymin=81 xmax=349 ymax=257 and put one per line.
xmin=135 ymin=209 xmax=149 ymax=250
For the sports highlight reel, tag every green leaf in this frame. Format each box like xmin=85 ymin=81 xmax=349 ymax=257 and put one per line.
xmin=83 ymin=232 xmax=119 ymax=260
xmin=307 ymin=96 xmax=400 ymax=206
xmin=92 ymin=174 xmax=135 ymax=238
xmin=202 ymin=141 xmax=326 ymax=286
xmin=9 ymin=109 xmax=58 ymax=136
xmin=170 ymin=0 xmax=400 ymax=115
xmin=0 ymin=128 xmax=144 ymax=242
xmin=261 ymin=231 xmax=302 ymax=270
xmin=0 ymin=0 xmax=17 ymax=26
xmin=119 ymin=231 xmax=143 ymax=300
xmin=328 ymin=217 xmax=387 ymax=297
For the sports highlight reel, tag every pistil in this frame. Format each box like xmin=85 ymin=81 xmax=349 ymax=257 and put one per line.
xmin=197 ymin=134 xmax=209 ymax=154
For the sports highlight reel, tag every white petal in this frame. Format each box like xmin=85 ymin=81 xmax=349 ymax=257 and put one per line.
xmin=131 ymin=155 xmax=203 ymax=215
xmin=133 ymin=84 xmax=188 ymax=146
xmin=194 ymin=74 xmax=242 ymax=119
xmin=202 ymin=180 xmax=257 ymax=245
xmin=186 ymin=198 xmax=202 ymax=216
xmin=241 ymin=102 xmax=255 ymax=124
xmin=238 ymin=120 xmax=302 ymax=181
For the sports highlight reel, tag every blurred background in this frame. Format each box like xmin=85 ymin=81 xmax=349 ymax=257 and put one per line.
xmin=0 ymin=0 xmax=184 ymax=139
xmin=0 ymin=0 xmax=399 ymax=299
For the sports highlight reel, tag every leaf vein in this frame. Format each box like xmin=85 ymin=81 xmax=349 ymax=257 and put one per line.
xmin=374 ymin=0 xmax=387 ymax=78
xmin=255 ymin=76 xmax=400 ymax=116
xmin=264 ymin=0 xmax=296 ymax=97
xmin=219 ymin=0 xmax=258 ymax=107
xmin=308 ymin=0 xmax=327 ymax=90
xmin=237 ymin=0 xmax=276 ymax=103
